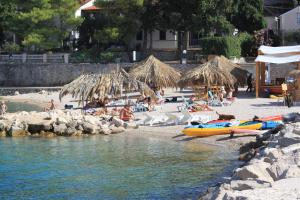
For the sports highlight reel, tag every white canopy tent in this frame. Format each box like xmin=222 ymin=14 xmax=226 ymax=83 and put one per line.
xmin=255 ymin=45 xmax=300 ymax=100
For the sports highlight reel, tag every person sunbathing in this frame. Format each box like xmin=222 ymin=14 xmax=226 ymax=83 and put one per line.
xmin=119 ymin=105 xmax=134 ymax=122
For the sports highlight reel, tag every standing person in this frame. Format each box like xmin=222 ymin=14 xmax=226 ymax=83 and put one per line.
xmin=246 ymin=73 xmax=253 ymax=92
xmin=0 ymin=101 xmax=8 ymax=117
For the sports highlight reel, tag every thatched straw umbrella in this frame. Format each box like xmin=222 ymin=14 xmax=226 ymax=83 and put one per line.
xmin=288 ymin=69 xmax=300 ymax=78
xmin=178 ymin=58 xmax=236 ymax=88
xmin=129 ymin=55 xmax=181 ymax=88
xmin=213 ymin=56 xmax=248 ymax=85
xmin=59 ymin=67 xmax=155 ymax=105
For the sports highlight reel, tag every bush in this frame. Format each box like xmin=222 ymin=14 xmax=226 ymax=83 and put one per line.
xmin=238 ymin=32 xmax=255 ymax=57
xmin=70 ymin=49 xmax=119 ymax=63
xmin=100 ymin=52 xmax=115 ymax=63
xmin=200 ymin=36 xmax=241 ymax=58
xmin=3 ymin=42 xmax=21 ymax=53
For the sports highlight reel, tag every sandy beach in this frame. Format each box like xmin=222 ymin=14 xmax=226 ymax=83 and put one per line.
xmin=2 ymin=87 xmax=299 ymax=150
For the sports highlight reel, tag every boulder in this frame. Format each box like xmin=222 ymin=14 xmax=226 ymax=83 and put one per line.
xmin=230 ymin=179 xmax=271 ymax=191
xmin=110 ymin=117 xmax=124 ymax=127
xmin=266 ymin=161 xmax=289 ymax=181
xmin=83 ymin=115 xmax=100 ymax=126
xmin=65 ymin=127 xmax=77 ymax=136
xmin=82 ymin=122 xmax=99 ymax=134
xmin=234 ymin=160 xmax=273 ymax=183
xmin=39 ymin=131 xmax=56 ymax=138
xmin=56 ymin=117 xmax=68 ymax=124
xmin=101 ymin=128 xmax=112 ymax=135
xmin=28 ymin=122 xmax=53 ymax=133
xmin=110 ymin=126 xmax=125 ymax=134
xmin=8 ymin=120 xmax=29 ymax=137
xmin=70 ymin=131 xmax=83 ymax=137
xmin=283 ymin=165 xmax=300 ymax=179
xmin=264 ymin=148 xmax=282 ymax=160
xmin=53 ymin=123 xmax=67 ymax=135
xmin=0 ymin=121 xmax=6 ymax=131
xmin=281 ymin=143 xmax=300 ymax=154
xmin=0 ymin=131 xmax=6 ymax=137
xmin=14 ymin=91 xmax=19 ymax=95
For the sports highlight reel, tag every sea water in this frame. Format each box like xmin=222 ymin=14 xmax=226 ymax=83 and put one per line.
xmin=0 ymin=134 xmax=236 ymax=200
xmin=6 ymin=101 xmax=42 ymax=112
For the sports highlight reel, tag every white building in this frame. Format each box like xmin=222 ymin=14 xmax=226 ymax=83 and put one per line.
xmin=75 ymin=0 xmax=185 ymax=50
xmin=279 ymin=6 xmax=300 ymax=31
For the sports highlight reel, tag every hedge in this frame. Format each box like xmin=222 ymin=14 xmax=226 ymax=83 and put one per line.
xmin=200 ymin=33 xmax=255 ymax=58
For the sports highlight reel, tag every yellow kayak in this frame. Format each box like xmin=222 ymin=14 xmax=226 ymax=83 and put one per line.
xmin=182 ymin=122 xmax=262 ymax=137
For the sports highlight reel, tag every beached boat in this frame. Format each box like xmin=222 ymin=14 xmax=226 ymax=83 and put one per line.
xmin=183 ymin=121 xmax=263 ymax=137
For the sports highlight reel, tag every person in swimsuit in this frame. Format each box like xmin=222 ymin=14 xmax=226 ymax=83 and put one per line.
xmin=119 ymin=105 xmax=134 ymax=122
xmin=44 ymin=99 xmax=56 ymax=111
xmin=0 ymin=101 xmax=8 ymax=117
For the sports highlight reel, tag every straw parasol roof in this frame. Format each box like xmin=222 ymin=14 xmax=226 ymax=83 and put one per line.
xmin=129 ymin=55 xmax=181 ymax=88
xmin=214 ymin=56 xmax=248 ymax=85
xmin=178 ymin=57 xmax=236 ymax=88
xmin=288 ymin=69 xmax=300 ymax=78
xmin=59 ymin=67 xmax=155 ymax=104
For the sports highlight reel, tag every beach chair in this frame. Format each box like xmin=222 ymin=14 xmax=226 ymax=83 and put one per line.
xmin=180 ymin=109 xmax=211 ymax=125
xmin=143 ymin=113 xmax=167 ymax=126
xmin=165 ymin=113 xmax=181 ymax=125
xmin=133 ymin=103 xmax=147 ymax=112
xmin=177 ymin=96 xmax=193 ymax=111
xmin=207 ymin=91 xmax=224 ymax=107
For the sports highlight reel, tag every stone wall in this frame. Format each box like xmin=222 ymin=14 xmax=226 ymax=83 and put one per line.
xmin=0 ymin=63 xmax=194 ymax=87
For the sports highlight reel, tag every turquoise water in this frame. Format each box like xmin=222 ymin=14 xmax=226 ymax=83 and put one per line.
xmin=6 ymin=101 xmax=42 ymax=112
xmin=0 ymin=135 xmax=235 ymax=200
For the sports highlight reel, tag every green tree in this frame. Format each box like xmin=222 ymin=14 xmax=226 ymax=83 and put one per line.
xmin=0 ymin=0 xmax=17 ymax=46
xmin=16 ymin=0 xmax=82 ymax=51
xmin=231 ymin=0 xmax=266 ymax=33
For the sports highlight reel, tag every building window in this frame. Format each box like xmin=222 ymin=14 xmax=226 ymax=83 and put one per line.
xmin=159 ymin=31 xmax=166 ymax=40
xmin=297 ymin=13 xmax=300 ymax=24
xmin=136 ymin=31 xmax=143 ymax=41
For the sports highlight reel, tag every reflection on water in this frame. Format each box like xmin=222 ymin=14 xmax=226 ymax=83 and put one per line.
xmin=0 ymin=134 xmax=235 ymax=200
xmin=6 ymin=101 xmax=42 ymax=112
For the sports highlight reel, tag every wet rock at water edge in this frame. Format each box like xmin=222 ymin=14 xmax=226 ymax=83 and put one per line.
xmin=230 ymin=179 xmax=271 ymax=191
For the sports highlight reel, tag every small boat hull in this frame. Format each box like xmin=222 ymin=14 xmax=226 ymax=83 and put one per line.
xmin=183 ymin=122 xmax=262 ymax=137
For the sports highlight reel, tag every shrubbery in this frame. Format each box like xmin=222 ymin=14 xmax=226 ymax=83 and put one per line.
xmin=200 ymin=36 xmax=241 ymax=58
xmin=70 ymin=49 xmax=119 ymax=63
xmin=200 ymin=33 xmax=258 ymax=58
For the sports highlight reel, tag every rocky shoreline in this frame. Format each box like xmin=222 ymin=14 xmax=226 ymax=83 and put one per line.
xmin=201 ymin=120 xmax=300 ymax=200
xmin=0 ymin=110 xmax=131 ymax=138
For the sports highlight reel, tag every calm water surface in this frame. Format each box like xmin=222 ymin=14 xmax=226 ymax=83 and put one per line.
xmin=6 ymin=101 xmax=42 ymax=112
xmin=0 ymin=134 xmax=235 ymax=200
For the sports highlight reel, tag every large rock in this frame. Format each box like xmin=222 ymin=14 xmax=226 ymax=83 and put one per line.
xmin=0 ymin=131 xmax=6 ymax=137
xmin=110 ymin=126 xmax=125 ymax=134
xmin=230 ymin=179 xmax=271 ymax=191
xmin=28 ymin=122 xmax=53 ymax=133
xmin=56 ymin=117 xmax=68 ymax=124
xmin=53 ymin=123 xmax=67 ymax=135
xmin=8 ymin=119 xmax=29 ymax=137
xmin=234 ymin=160 xmax=273 ymax=183
xmin=0 ymin=121 xmax=7 ymax=131
xmin=39 ymin=131 xmax=56 ymax=138
xmin=82 ymin=122 xmax=99 ymax=134
xmin=83 ymin=115 xmax=100 ymax=126
xmin=110 ymin=117 xmax=124 ymax=127
xmin=283 ymin=165 xmax=300 ymax=179
xmin=266 ymin=161 xmax=289 ymax=181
